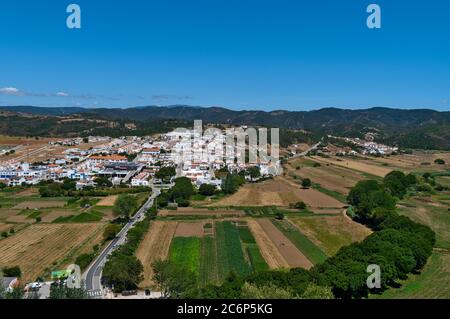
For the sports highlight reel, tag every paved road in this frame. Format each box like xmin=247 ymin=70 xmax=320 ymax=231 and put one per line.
xmin=83 ymin=188 xmax=161 ymax=297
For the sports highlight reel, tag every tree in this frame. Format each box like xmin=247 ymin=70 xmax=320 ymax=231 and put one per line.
xmin=301 ymin=283 xmax=334 ymax=299
xmin=294 ymin=201 xmax=307 ymax=210
xmin=49 ymin=281 xmax=90 ymax=299
xmin=2 ymin=266 xmax=22 ymax=277
xmin=301 ymin=178 xmax=312 ymax=189
xmin=155 ymin=166 xmax=176 ymax=183
xmin=0 ymin=182 xmax=6 ymax=189
xmin=248 ymin=166 xmax=261 ymax=180
xmin=199 ymin=184 xmax=217 ymax=196
xmin=240 ymin=282 xmax=296 ymax=299
xmin=113 ymin=194 xmax=138 ymax=219
xmin=434 ymin=158 xmax=445 ymax=165
xmin=275 ymin=212 xmax=285 ymax=220
xmin=35 ymin=216 xmax=42 ymax=223
xmin=103 ymin=224 xmax=122 ymax=240
xmin=95 ymin=176 xmax=112 ymax=187
xmin=103 ymin=255 xmax=144 ymax=292
xmin=222 ymin=173 xmax=244 ymax=195
xmin=152 ymin=260 xmax=196 ymax=298
xmin=171 ymin=177 xmax=194 ymax=201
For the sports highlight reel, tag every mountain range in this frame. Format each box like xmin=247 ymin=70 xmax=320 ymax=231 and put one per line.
xmin=1 ymin=105 xmax=449 ymax=150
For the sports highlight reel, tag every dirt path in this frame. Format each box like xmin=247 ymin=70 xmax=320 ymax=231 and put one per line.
xmin=246 ymin=218 xmax=290 ymax=269
xmin=136 ymin=221 xmax=178 ymax=288
xmin=257 ymin=218 xmax=313 ymax=269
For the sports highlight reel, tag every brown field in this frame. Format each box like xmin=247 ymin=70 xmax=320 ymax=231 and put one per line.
xmin=354 ymin=152 xmax=450 ymax=172
xmin=174 ymin=222 xmax=205 ymax=237
xmin=5 ymin=214 xmax=34 ymax=224
xmin=246 ymin=218 xmax=289 ymax=269
xmin=288 ymin=212 xmax=372 ymax=256
xmin=0 ymin=223 xmax=12 ymax=232
xmin=210 ymin=177 xmax=344 ymax=208
xmin=257 ymin=218 xmax=313 ymax=269
xmin=159 ymin=207 xmax=244 ymax=217
xmin=287 ymin=158 xmax=365 ymax=194
xmin=311 ymin=156 xmax=392 ymax=177
xmin=0 ymin=209 xmax=20 ymax=222
xmin=13 ymin=200 xmax=66 ymax=210
xmin=136 ymin=221 xmax=178 ymax=288
xmin=0 ymin=223 xmax=105 ymax=282
xmin=96 ymin=195 xmax=118 ymax=207
xmin=15 ymin=188 xmax=39 ymax=197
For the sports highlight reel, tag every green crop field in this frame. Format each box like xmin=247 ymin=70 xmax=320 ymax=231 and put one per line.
xmin=169 ymin=237 xmax=201 ymax=276
xmin=272 ymin=219 xmax=328 ymax=264
xmin=216 ymin=221 xmax=251 ymax=279
xmin=198 ymin=222 xmax=267 ymax=286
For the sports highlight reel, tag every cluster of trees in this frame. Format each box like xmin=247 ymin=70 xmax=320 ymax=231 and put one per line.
xmin=221 ymin=173 xmax=245 ymax=195
xmin=113 ymin=194 xmax=139 ymax=219
xmin=156 ymin=177 xmax=195 ymax=208
xmin=155 ymin=166 xmax=176 ymax=183
xmin=38 ymin=178 xmax=77 ymax=197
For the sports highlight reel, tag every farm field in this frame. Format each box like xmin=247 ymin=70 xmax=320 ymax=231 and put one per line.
xmin=136 ymin=221 xmax=177 ymax=288
xmin=287 ymin=157 xmax=366 ymax=195
xmin=374 ymin=251 xmax=450 ymax=299
xmin=0 ymin=188 xmax=120 ymax=225
xmin=288 ymin=213 xmax=372 ymax=256
xmin=0 ymin=223 xmax=105 ymax=282
xmin=159 ymin=207 xmax=244 ymax=217
xmin=358 ymin=152 xmax=450 ymax=173
xmin=272 ymin=219 xmax=328 ymax=264
xmin=256 ymin=218 xmax=312 ymax=269
xmin=209 ymin=177 xmax=344 ymax=208
xmin=310 ymin=155 xmax=392 ymax=178
xmin=397 ymin=193 xmax=450 ymax=250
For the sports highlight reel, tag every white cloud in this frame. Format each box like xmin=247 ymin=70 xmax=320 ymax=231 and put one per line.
xmin=55 ymin=92 xmax=70 ymax=97
xmin=0 ymin=87 xmax=22 ymax=96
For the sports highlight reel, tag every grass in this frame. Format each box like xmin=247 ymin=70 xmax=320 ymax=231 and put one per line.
xmin=169 ymin=237 xmax=201 ymax=276
xmin=398 ymin=194 xmax=450 ymax=250
xmin=373 ymin=251 xmax=450 ymax=299
xmin=246 ymin=245 xmax=269 ymax=272
xmin=312 ymin=184 xmax=347 ymax=203
xmin=272 ymin=219 xmax=328 ymax=264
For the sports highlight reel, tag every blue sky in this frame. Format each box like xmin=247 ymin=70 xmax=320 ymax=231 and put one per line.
xmin=0 ymin=0 xmax=449 ymax=111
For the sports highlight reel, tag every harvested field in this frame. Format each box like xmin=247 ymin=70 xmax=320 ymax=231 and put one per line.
xmin=175 ymin=222 xmax=205 ymax=237
xmin=13 ymin=200 xmax=66 ymax=210
xmin=287 ymin=158 xmax=364 ymax=194
xmin=210 ymin=177 xmax=344 ymax=208
xmin=257 ymin=218 xmax=313 ymax=269
xmin=159 ymin=207 xmax=244 ymax=217
xmin=136 ymin=221 xmax=177 ymax=288
xmin=311 ymin=156 xmax=392 ymax=177
xmin=0 ymin=223 xmax=13 ymax=233
xmin=246 ymin=218 xmax=289 ymax=269
xmin=0 ymin=223 xmax=104 ymax=282
xmin=96 ymin=195 xmax=118 ymax=207
xmin=15 ymin=188 xmax=39 ymax=197
xmin=5 ymin=214 xmax=34 ymax=224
